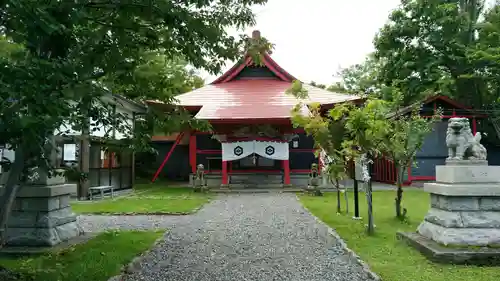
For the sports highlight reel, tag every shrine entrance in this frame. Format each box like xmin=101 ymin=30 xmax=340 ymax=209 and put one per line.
xmin=220 ymin=140 xmax=291 ymax=187
xmin=231 ymin=154 xmax=281 ymax=171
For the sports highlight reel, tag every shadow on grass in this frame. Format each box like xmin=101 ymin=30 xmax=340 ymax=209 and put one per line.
xmin=0 ymin=231 xmax=163 ymax=281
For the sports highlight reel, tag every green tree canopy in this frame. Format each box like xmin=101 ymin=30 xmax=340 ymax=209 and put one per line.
xmin=0 ymin=0 xmax=267 ymax=243
xmin=373 ymin=0 xmax=496 ymax=106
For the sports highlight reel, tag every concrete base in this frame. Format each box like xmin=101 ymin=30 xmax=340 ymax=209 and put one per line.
xmin=397 ymin=231 xmax=500 ymax=265
xmin=415 ymin=160 xmax=500 ymax=249
xmin=2 ymin=184 xmax=83 ymax=247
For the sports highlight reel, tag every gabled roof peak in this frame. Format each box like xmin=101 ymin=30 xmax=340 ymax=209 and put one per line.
xmin=211 ymin=31 xmax=296 ymax=84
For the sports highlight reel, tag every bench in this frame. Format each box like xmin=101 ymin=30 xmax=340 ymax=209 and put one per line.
xmin=89 ymin=185 xmax=114 ymax=200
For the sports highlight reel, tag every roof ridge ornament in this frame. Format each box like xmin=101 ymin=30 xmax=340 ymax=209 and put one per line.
xmin=252 ymin=30 xmax=261 ymax=40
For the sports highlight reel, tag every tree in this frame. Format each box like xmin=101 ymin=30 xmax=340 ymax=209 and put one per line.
xmin=469 ymin=4 xmax=500 ymax=118
xmin=288 ymin=81 xmax=385 ymax=235
xmin=106 ymin=51 xmax=204 ymax=102
xmin=375 ymin=88 xmax=442 ymax=219
xmin=372 ymin=0 xmax=500 ymax=145
xmin=290 ymin=99 xmax=348 ymax=212
xmin=310 ymin=81 xmax=327 ymax=89
xmin=0 ymin=35 xmax=24 ymax=61
xmin=326 ymin=158 xmax=348 ymax=214
xmin=0 ymin=0 xmax=267 ymax=245
xmin=326 ymin=82 xmax=349 ymax=93
xmin=337 ymin=54 xmax=384 ymax=97
xmin=373 ymin=0 xmax=486 ymax=104
xmin=104 ymin=50 xmax=207 ymax=138
xmin=331 ymin=100 xmax=391 ymax=235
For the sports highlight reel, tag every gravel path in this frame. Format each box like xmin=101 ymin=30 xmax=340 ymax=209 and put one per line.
xmin=80 ymin=193 xmax=373 ymax=281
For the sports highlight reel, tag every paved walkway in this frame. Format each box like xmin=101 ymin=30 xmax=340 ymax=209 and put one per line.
xmin=78 ymin=193 xmax=373 ymax=281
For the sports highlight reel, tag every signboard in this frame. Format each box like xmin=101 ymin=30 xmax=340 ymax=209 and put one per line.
xmin=63 ymin=144 xmax=77 ymax=161
xmin=354 ymin=160 xmax=365 ymax=181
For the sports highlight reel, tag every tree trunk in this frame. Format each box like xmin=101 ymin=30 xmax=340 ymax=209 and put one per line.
xmin=395 ymin=164 xmax=405 ymax=219
xmin=78 ymin=127 xmax=90 ymax=200
xmin=335 ymin=178 xmax=341 ymax=213
xmin=0 ymin=148 xmax=25 ymax=246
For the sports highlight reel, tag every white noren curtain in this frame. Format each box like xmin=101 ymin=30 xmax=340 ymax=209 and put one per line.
xmin=254 ymin=141 xmax=289 ymax=160
xmin=222 ymin=141 xmax=289 ymax=161
xmin=222 ymin=141 xmax=254 ymax=161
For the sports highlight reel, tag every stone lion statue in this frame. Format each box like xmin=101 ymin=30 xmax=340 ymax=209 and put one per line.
xmin=193 ymin=164 xmax=207 ymax=192
xmin=446 ymin=117 xmax=487 ymax=160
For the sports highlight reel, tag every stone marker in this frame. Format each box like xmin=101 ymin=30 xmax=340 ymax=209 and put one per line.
xmin=1 ymin=168 xmax=83 ymax=247
xmin=398 ymin=117 xmax=500 ymax=265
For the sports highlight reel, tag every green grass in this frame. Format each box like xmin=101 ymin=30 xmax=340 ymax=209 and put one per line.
xmin=299 ymin=190 xmax=500 ymax=281
xmin=71 ymin=183 xmax=212 ymax=214
xmin=0 ymin=231 xmax=163 ymax=281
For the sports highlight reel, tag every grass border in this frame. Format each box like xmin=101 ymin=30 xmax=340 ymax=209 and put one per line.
xmin=77 ymin=206 xmax=204 ymax=216
xmin=107 ymin=232 xmax=168 ymax=281
xmin=297 ymin=194 xmax=381 ymax=281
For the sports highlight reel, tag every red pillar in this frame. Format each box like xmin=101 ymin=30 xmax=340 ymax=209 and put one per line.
xmin=189 ymin=133 xmax=197 ymax=174
xmin=283 ymin=160 xmax=291 ymax=185
xmin=222 ymin=160 xmax=228 ymax=185
xmin=472 ymin=116 xmax=477 ymax=135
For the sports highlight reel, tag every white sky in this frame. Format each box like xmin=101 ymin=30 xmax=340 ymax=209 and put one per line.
xmin=200 ymin=0 xmax=402 ymax=85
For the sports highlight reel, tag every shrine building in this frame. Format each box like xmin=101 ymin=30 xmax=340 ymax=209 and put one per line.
xmin=146 ymin=31 xmax=490 ymax=188
xmin=147 ymin=30 xmax=363 ymax=188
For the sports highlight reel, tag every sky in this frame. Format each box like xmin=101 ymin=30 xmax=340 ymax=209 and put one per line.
xmin=200 ymin=0 xmax=402 ymax=85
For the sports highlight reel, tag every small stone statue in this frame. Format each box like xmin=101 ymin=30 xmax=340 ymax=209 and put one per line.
xmin=446 ymin=117 xmax=487 ymax=161
xmin=193 ymin=164 xmax=207 ymax=192
xmin=306 ymin=163 xmax=323 ymax=196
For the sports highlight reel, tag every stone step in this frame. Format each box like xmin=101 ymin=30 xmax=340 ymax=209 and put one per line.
xmin=229 ymin=183 xmax=284 ymax=189
xmin=230 ymin=179 xmax=283 ymax=184
xmin=229 ymin=174 xmax=283 ymax=185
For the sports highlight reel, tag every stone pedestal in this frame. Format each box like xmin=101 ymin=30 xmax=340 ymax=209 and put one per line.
xmin=1 ymin=175 xmax=83 ymax=247
xmin=417 ymin=160 xmax=500 ymax=246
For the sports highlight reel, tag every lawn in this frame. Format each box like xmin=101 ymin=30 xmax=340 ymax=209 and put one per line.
xmin=71 ymin=183 xmax=212 ymax=214
xmin=299 ymin=190 xmax=500 ymax=281
xmin=0 ymin=230 xmax=163 ymax=281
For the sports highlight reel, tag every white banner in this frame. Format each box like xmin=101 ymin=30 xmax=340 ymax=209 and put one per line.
xmin=254 ymin=141 xmax=289 ymax=160
xmin=222 ymin=141 xmax=255 ymax=161
xmin=222 ymin=140 xmax=289 ymax=161
xmin=63 ymin=144 xmax=77 ymax=161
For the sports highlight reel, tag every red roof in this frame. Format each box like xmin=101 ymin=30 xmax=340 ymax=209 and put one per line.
xmin=147 ymin=31 xmax=362 ymax=121
xmin=174 ymin=80 xmax=359 ymax=120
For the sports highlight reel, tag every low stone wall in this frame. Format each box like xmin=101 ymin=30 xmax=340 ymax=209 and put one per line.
xmin=3 ymin=184 xmax=83 ymax=247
